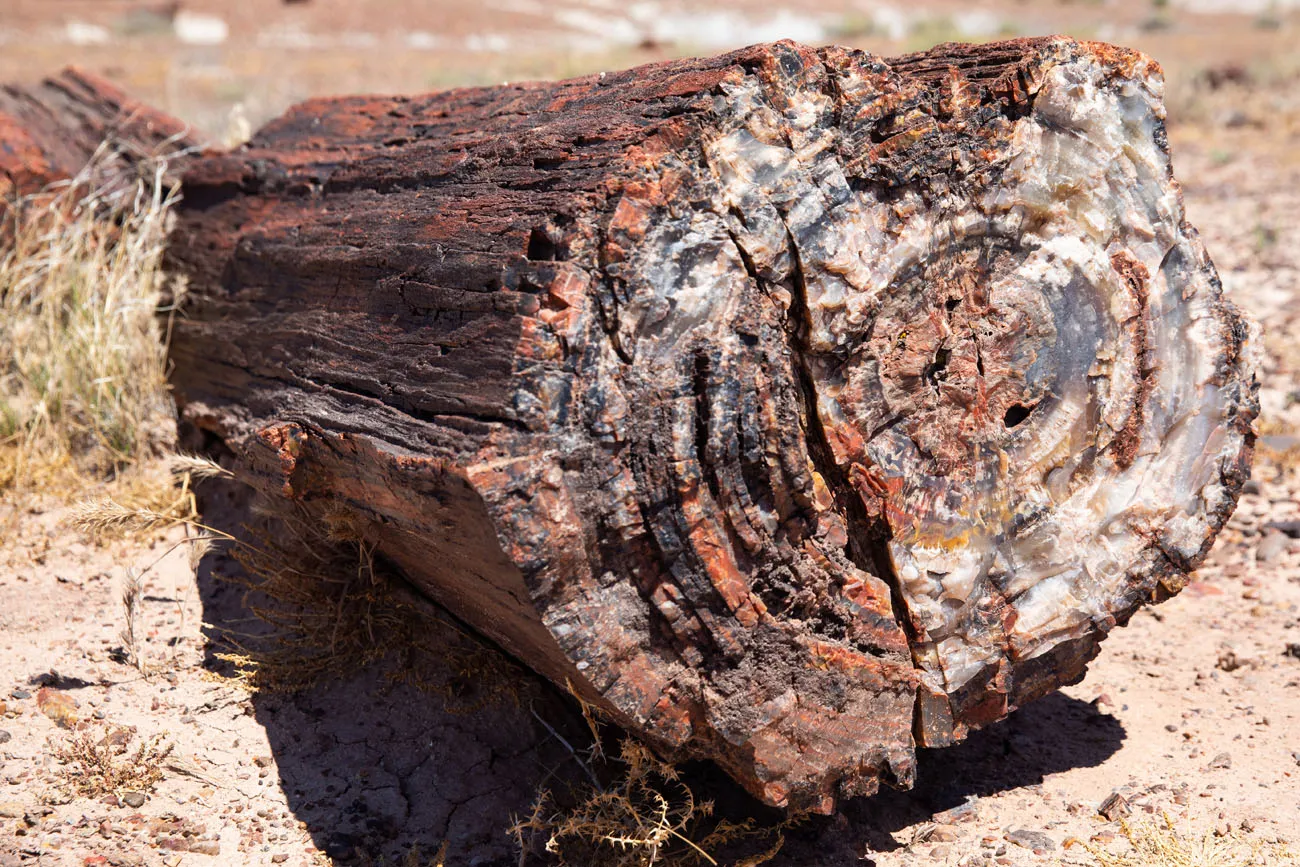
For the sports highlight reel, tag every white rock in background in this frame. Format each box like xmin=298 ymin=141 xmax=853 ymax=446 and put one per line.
xmin=174 ymin=11 xmax=229 ymax=46
xmin=405 ymin=31 xmax=444 ymax=50
xmin=464 ymin=32 xmax=511 ymax=52
xmin=65 ymin=20 xmax=111 ymax=46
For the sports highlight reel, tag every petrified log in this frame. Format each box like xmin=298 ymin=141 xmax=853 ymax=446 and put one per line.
xmin=0 ymin=67 xmax=198 ymax=201
xmin=10 ymin=38 xmax=1256 ymax=811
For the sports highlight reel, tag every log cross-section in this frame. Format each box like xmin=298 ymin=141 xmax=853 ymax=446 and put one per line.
xmin=61 ymin=37 xmax=1252 ymax=811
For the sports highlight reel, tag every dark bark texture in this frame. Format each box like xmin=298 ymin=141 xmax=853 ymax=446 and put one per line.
xmin=1 ymin=38 xmax=1258 ymax=811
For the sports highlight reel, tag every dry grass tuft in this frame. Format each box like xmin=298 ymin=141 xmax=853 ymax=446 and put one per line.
xmin=513 ymin=705 xmax=790 ymax=867
xmin=1088 ymin=815 xmax=1295 ymax=867
xmin=210 ymin=505 xmax=429 ymax=694
xmin=210 ymin=502 xmax=528 ymax=705
xmin=51 ymin=724 xmax=174 ymax=799
xmin=118 ymin=569 xmax=147 ymax=677
xmin=0 ymin=143 xmax=183 ymax=495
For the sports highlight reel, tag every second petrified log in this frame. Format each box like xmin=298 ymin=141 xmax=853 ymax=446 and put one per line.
xmin=0 ymin=67 xmax=197 ymax=200
xmin=153 ymin=38 xmax=1256 ymax=811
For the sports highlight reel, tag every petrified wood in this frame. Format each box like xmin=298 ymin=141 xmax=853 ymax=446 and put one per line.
xmin=0 ymin=67 xmax=197 ymax=201
xmin=11 ymin=38 xmax=1256 ymax=811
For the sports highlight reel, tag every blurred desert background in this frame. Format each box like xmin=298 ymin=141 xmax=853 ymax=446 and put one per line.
xmin=1 ymin=1 xmax=1299 ymax=866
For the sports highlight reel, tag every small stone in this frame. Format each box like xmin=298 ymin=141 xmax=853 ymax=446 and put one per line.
xmin=1208 ymin=752 xmax=1233 ymax=770
xmin=1165 ymin=724 xmax=1178 ymax=732
xmin=35 ymin=688 xmax=78 ymax=729
xmin=121 ymin=791 xmax=147 ymax=808
xmin=1261 ymin=435 xmax=1300 ymax=452
xmin=1256 ymin=531 xmax=1287 ymax=562
xmin=9 ymin=689 xmax=30 ymax=700
xmin=1099 ymin=792 xmax=1131 ymax=821
xmin=0 ymin=730 xmax=10 ymax=745
xmin=1284 ymin=644 xmax=1300 ymax=660
xmin=1007 ymin=828 xmax=1056 ymax=853
xmin=0 ymin=802 xmax=24 ymax=818
xmin=1214 ymin=821 xmax=1232 ymax=837
xmin=1216 ymin=649 xmax=1245 ymax=672
xmin=934 ymin=800 xmax=977 ymax=824
xmin=190 ymin=840 xmax=221 ymax=855
xmin=271 ymin=856 xmax=289 ymax=864
xmin=930 ymin=825 xmax=960 ymax=842
xmin=1241 ymin=818 xmax=1255 ymax=833
xmin=1266 ymin=520 xmax=1300 ymax=538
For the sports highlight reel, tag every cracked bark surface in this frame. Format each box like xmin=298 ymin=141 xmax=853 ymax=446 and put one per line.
xmin=4 ymin=38 xmax=1255 ymax=812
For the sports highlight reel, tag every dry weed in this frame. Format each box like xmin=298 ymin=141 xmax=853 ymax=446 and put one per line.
xmin=513 ymin=706 xmax=791 ymax=867
xmin=213 ymin=501 xmax=529 ymax=706
xmin=51 ymin=724 xmax=174 ymax=799
xmin=209 ymin=505 xmax=429 ymax=694
xmin=0 ymin=142 xmax=186 ymax=495
xmin=1087 ymin=815 xmax=1295 ymax=867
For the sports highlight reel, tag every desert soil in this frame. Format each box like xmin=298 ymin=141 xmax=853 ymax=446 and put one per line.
xmin=2 ymin=1 xmax=1300 ymax=865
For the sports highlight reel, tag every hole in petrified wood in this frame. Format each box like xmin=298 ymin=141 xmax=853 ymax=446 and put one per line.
xmin=1003 ymin=403 xmax=1037 ymax=428
xmin=923 ymin=347 xmax=951 ymax=389
xmin=526 ymin=227 xmax=558 ymax=261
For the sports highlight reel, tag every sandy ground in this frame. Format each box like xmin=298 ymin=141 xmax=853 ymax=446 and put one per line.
xmin=2 ymin=2 xmax=1300 ymax=865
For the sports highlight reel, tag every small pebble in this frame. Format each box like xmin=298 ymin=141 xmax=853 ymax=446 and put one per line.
xmin=121 ymin=791 xmax=146 ymax=808
xmin=1256 ymin=531 xmax=1287 ymax=562
xmin=1099 ymin=791 xmax=1131 ymax=820
xmin=1007 ymin=828 xmax=1056 ymax=853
